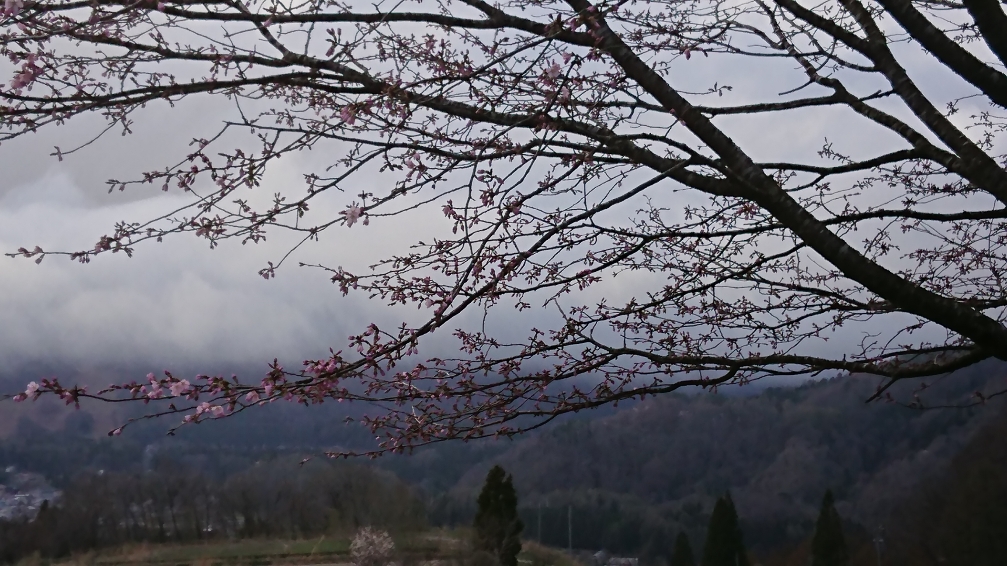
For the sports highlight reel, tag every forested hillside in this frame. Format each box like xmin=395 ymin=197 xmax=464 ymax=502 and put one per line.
xmin=388 ymin=362 xmax=1007 ymax=562
xmin=2 ymin=361 xmax=1005 ymax=564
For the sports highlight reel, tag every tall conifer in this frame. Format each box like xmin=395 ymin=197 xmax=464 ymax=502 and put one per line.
xmin=670 ymin=532 xmax=697 ymax=566
xmin=700 ymin=494 xmax=749 ymax=566
xmin=473 ymin=465 xmax=523 ymax=566
xmin=811 ymin=490 xmax=849 ymax=566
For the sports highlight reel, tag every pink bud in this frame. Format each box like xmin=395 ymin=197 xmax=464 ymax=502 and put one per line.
xmin=339 ymin=106 xmax=356 ymax=125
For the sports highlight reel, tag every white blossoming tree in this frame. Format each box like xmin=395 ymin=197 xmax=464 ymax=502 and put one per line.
xmin=351 ymin=527 xmax=396 ymax=566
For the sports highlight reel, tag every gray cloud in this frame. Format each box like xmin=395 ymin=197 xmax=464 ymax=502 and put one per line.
xmin=0 ymin=33 xmax=983 ymax=385
xmin=0 ymin=171 xmax=363 ymax=367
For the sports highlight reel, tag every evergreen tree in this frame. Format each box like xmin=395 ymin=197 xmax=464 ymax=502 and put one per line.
xmin=700 ymin=494 xmax=749 ymax=566
xmin=670 ymin=532 xmax=697 ymax=566
xmin=473 ymin=465 xmax=523 ymax=566
xmin=811 ymin=490 xmax=849 ymax=566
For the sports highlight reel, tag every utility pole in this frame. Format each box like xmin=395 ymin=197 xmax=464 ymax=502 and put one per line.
xmin=567 ymin=504 xmax=573 ymax=554
xmin=873 ymin=526 xmax=885 ymax=566
xmin=537 ymin=501 xmax=542 ymax=543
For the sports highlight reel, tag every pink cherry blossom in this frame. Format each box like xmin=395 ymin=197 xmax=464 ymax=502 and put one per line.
xmin=24 ymin=381 xmax=39 ymax=399
xmin=10 ymin=54 xmax=40 ymax=91
xmin=343 ymin=204 xmax=363 ymax=227
xmin=340 ymin=106 xmax=357 ymax=125
xmin=169 ymin=379 xmax=191 ymax=397
xmin=3 ymin=0 xmax=23 ymax=16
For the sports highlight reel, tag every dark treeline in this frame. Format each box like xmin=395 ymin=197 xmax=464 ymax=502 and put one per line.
xmin=0 ymin=458 xmax=424 ymax=564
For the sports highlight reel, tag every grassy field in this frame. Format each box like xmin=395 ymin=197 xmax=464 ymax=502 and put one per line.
xmin=40 ymin=530 xmax=575 ymax=566
xmin=93 ymin=537 xmax=350 ymax=563
xmin=46 ymin=538 xmax=348 ymax=566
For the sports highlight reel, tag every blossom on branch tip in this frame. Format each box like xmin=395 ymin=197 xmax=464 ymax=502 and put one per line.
xmin=342 ymin=203 xmax=364 ymax=227
xmin=545 ymin=63 xmax=562 ymax=80
xmin=25 ymin=381 xmax=39 ymax=399
xmin=442 ymin=201 xmax=459 ymax=219
xmin=339 ymin=106 xmax=357 ymax=125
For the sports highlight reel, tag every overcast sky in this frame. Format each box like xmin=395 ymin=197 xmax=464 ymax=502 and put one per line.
xmin=0 ymin=12 xmax=993 ymax=393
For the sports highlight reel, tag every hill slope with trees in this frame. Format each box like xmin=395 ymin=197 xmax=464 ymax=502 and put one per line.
xmin=404 ymin=362 xmax=1007 ymax=562
xmin=2 ymin=361 xmax=1005 ymax=564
